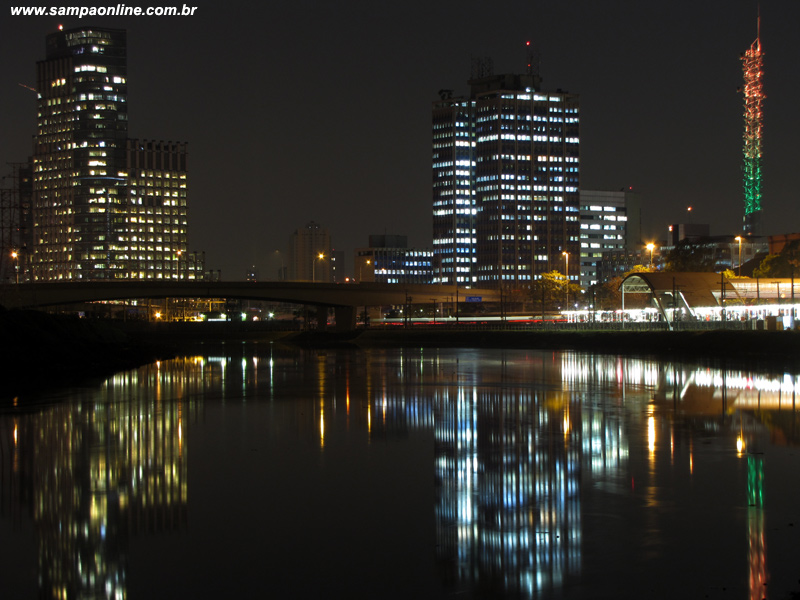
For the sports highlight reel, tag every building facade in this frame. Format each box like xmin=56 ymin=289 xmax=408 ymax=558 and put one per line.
xmin=30 ymin=26 xmax=201 ymax=281
xmin=579 ymin=189 xmax=641 ymax=288
xmin=288 ymin=221 xmax=331 ymax=282
xmin=355 ymin=235 xmax=433 ymax=284
xmin=433 ymin=72 xmax=580 ymax=289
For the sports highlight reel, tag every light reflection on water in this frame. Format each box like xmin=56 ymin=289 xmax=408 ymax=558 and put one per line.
xmin=1 ymin=348 xmax=797 ymax=598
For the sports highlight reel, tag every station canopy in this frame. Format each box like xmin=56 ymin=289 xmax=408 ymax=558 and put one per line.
xmin=620 ymin=272 xmax=800 ymax=308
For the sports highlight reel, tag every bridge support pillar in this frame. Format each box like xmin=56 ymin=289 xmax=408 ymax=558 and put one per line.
xmin=315 ymin=305 xmax=328 ymax=331
xmin=334 ymin=306 xmax=357 ymax=332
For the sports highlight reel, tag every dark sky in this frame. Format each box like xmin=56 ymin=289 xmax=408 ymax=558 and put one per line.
xmin=2 ymin=0 xmax=798 ymax=280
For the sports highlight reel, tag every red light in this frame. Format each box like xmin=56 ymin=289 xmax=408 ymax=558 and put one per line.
xmin=526 ymin=41 xmax=531 ymax=46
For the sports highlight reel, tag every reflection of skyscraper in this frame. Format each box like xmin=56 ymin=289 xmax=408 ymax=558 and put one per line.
xmin=5 ymin=360 xmax=197 ymax=598
xmin=434 ymin=384 xmax=582 ymax=597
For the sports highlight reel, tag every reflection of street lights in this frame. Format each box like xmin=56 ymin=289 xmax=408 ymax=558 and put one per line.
xmin=646 ymin=243 xmax=655 ymax=267
xmin=313 ymin=252 xmax=325 ymax=282
xmin=10 ymin=250 xmax=19 ymax=284
xmin=735 ymin=236 xmax=743 ymax=276
xmin=562 ymin=251 xmax=569 ymax=307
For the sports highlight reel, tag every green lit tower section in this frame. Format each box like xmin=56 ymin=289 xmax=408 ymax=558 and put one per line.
xmin=741 ymin=17 xmax=764 ymax=236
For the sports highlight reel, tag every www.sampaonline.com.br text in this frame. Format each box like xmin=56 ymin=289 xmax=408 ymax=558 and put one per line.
xmin=11 ymin=4 xmax=198 ymax=17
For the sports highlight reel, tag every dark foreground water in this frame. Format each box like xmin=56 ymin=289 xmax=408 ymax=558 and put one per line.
xmin=2 ymin=345 xmax=800 ymax=599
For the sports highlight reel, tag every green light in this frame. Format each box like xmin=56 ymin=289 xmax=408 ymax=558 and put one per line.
xmin=748 ymin=455 xmax=764 ymax=508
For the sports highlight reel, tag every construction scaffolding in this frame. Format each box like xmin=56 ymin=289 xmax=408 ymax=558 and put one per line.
xmin=0 ymin=162 xmax=32 ymax=284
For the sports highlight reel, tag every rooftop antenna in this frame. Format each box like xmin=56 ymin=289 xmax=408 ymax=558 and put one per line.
xmin=525 ymin=41 xmax=540 ymax=79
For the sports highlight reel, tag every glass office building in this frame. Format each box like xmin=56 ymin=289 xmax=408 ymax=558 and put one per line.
xmin=433 ymin=72 xmax=580 ymax=288
xmin=31 ymin=27 xmax=199 ymax=281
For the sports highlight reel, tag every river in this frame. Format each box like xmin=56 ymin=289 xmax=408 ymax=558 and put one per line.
xmin=1 ymin=344 xmax=799 ymax=599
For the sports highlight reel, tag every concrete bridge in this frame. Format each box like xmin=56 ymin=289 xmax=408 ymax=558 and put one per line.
xmin=0 ymin=281 xmax=501 ymax=331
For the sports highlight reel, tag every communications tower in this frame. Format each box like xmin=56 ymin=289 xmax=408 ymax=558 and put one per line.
xmin=741 ymin=14 xmax=764 ymax=235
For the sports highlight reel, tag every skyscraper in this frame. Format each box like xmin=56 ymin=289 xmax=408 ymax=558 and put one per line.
xmin=31 ymin=26 xmax=200 ymax=281
xmin=433 ymin=64 xmax=580 ymax=288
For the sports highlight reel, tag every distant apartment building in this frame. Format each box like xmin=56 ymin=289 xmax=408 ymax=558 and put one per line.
xmin=355 ymin=235 xmax=433 ymax=284
xmin=288 ymin=221 xmax=331 ymax=282
xmin=30 ymin=26 xmax=204 ymax=281
xmin=579 ymin=189 xmax=641 ymax=288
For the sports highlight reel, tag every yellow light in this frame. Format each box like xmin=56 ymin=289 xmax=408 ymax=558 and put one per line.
xmin=154 ymin=312 xmax=162 ymax=319
xmin=318 ymin=253 xmax=325 ymax=260
xmin=737 ymin=436 xmax=745 ymax=454
xmin=646 ymin=243 xmax=655 ymax=251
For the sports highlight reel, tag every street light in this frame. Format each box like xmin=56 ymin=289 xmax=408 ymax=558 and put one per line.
xmin=646 ymin=243 xmax=655 ymax=267
xmin=735 ymin=236 xmax=743 ymax=276
xmin=313 ymin=252 xmax=325 ymax=282
xmin=10 ymin=250 xmax=19 ymax=284
xmin=562 ymin=251 xmax=569 ymax=307
xmin=359 ymin=258 xmax=371 ymax=281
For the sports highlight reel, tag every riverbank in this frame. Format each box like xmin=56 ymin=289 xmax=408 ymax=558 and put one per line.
xmin=4 ymin=311 xmax=800 ymax=398
xmin=280 ymin=327 xmax=800 ymax=365
xmin=0 ymin=309 xmax=175 ymax=397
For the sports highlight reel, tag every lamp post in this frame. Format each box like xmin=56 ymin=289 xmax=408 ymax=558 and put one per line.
xmin=646 ymin=243 xmax=655 ymax=267
xmin=735 ymin=236 xmax=743 ymax=276
xmin=10 ymin=250 xmax=18 ymax=284
xmin=359 ymin=259 xmax=371 ymax=281
xmin=562 ymin=251 xmax=569 ymax=308
xmin=312 ymin=252 xmax=325 ymax=282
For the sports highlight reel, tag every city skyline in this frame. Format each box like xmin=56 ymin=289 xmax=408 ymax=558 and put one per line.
xmin=2 ymin=1 xmax=799 ymax=280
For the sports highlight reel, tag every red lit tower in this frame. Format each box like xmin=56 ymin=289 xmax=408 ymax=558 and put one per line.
xmin=741 ymin=13 xmax=764 ymax=235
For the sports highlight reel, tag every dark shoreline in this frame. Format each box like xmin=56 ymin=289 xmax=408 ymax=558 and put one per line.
xmin=3 ymin=309 xmax=799 ymax=398
xmin=280 ymin=328 xmax=800 ymax=367
xmin=0 ymin=310 xmax=174 ymax=398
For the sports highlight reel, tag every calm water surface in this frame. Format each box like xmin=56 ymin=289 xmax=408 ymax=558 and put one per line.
xmin=2 ymin=346 xmax=800 ymax=599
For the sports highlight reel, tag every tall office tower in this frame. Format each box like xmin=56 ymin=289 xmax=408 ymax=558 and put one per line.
xmin=125 ymin=140 xmax=199 ymax=279
xmin=432 ymin=94 xmax=476 ymax=285
xmin=31 ymin=26 xmax=199 ymax=281
xmin=287 ymin=221 xmax=331 ymax=282
xmin=579 ymin=189 xmax=641 ymax=288
xmin=741 ymin=15 xmax=765 ymax=236
xmin=433 ymin=67 xmax=580 ymax=288
xmin=33 ymin=27 xmax=129 ymax=280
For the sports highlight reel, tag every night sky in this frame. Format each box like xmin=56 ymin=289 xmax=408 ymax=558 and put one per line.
xmin=2 ymin=0 xmax=798 ymax=280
